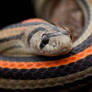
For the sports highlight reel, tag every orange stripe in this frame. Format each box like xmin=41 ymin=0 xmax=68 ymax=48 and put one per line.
xmin=0 ymin=45 xmax=92 ymax=69
xmin=22 ymin=18 xmax=47 ymax=24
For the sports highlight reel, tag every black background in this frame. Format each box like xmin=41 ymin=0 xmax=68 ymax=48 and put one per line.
xmin=0 ymin=0 xmax=36 ymax=28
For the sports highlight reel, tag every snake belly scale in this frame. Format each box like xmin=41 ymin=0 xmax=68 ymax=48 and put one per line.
xmin=0 ymin=0 xmax=92 ymax=90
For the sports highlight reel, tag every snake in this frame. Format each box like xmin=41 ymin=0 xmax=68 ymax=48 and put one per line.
xmin=0 ymin=0 xmax=92 ymax=90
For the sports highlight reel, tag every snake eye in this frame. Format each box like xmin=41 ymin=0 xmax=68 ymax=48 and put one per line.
xmin=40 ymin=34 xmax=49 ymax=49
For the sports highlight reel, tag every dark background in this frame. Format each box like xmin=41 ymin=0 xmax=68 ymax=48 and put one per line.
xmin=0 ymin=0 xmax=36 ymax=28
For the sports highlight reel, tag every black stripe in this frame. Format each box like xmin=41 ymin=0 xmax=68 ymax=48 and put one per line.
xmin=27 ymin=27 xmax=47 ymax=46
xmin=0 ymin=32 xmax=24 ymax=43
xmin=0 ymin=45 xmax=22 ymax=53
xmin=46 ymin=32 xmax=63 ymax=37
xmin=3 ymin=22 xmax=60 ymax=32
xmin=52 ymin=25 xmax=60 ymax=32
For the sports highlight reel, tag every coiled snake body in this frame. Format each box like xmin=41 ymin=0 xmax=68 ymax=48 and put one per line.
xmin=0 ymin=0 xmax=92 ymax=90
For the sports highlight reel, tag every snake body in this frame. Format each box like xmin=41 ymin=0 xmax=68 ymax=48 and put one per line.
xmin=0 ymin=0 xmax=92 ymax=90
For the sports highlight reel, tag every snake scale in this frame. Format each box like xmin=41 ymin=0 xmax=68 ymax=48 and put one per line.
xmin=0 ymin=0 xmax=92 ymax=90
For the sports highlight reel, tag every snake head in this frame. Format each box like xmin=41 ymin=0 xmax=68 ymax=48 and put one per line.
xmin=28 ymin=23 xmax=72 ymax=56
